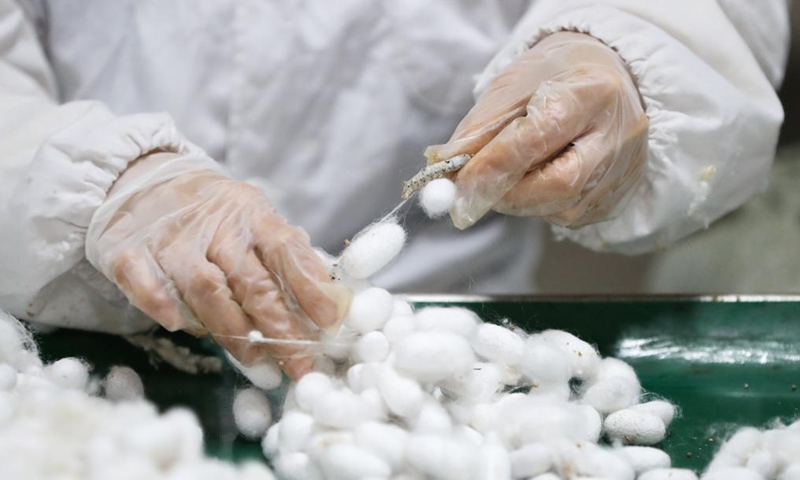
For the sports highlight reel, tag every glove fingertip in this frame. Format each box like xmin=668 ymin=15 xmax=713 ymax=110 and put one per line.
xmin=313 ymin=283 xmax=353 ymax=330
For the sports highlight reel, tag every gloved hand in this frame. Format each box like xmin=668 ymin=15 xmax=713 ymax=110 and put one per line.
xmin=425 ymin=32 xmax=648 ymax=229
xmin=86 ymin=152 xmax=352 ymax=379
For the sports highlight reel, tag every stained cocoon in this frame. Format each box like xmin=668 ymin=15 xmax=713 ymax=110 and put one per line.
xmin=340 ymin=221 xmax=406 ymax=280
xmin=537 ymin=329 xmax=600 ymax=379
xmin=104 ymin=365 xmax=145 ymax=402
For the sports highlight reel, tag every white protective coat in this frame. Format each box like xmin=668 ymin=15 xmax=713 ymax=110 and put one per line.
xmin=0 ymin=0 xmax=789 ymax=332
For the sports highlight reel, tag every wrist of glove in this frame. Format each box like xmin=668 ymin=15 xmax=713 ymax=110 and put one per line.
xmin=426 ymin=32 xmax=648 ymax=229
xmin=86 ymin=151 xmax=352 ymax=379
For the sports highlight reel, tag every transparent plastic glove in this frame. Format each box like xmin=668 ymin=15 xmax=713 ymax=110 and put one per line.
xmin=86 ymin=152 xmax=352 ymax=379
xmin=425 ymin=32 xmax=648 ymax=229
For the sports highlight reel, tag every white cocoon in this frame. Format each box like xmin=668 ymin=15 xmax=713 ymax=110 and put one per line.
xmin=631 ymin=400 xmax=677 ymax=426
xmin=274 ymin=452 xmax=324 ymax=480
xmin=382 ymin=315 xmax=416 ymax=343
xmin=355 ymin=421 xmax=408 ymax=470
xmin=440 ymin=362 xmax=505 ymax=403
xmin=340 ymin=221 xmax=406 ymax=280
xmin=312 ymin=389 xmax=364 ymax=429
xmin=414 ymin=307 xmax=479 ymax=338
xmin=530 ymin=474 xmax=562 ymax=480
xmin=233 ymin=388 xmax=273 ymax=440
xmin=715 ymin=427 xmax=763 ymax=462
xmin=406 ymin=434 xmax=477 ymax=480
xmin=46 ymin=358 xmax=89 ymax=391
xmin=306 ymin=431 xmax=354 ymax=453
xmin=355 ymin=331 xmax=390 ymax=363
xmin=0 ymin=364 xmax=17 ymax=391
xmin=521 ymin=337 xmax=571 ymax=386
xmin=746 ymin=450 xmax=777 ymax=479
xmin=413 ymin=401 xmax=453 ymax=434
xmin=262 ymin=423 xmax=281 ymax=457
xmin=392 ymin=300 xmax=414 ymax=317
xmin=377 ymin=365 xmax=424 ymax=418
xmin=537 ymin=330 xmax=600 ymax=380
xmin=393 ymin=332 xmax=475 ymax=383
xmin=318 ymin=444 xmax=391 ymax=480
xmin=226 ymin=352 xmax=283 ymax=391
xmin=471 ymin=324 xmax=525 ymax=367
xmin=779 ymin=464 xmax=800 ymax=480
xmin=419 ymin=178 xmax=457 ymax=218
xmin=616 ymin=446 xmax=671 ymax=473
xmin=474 ymin=435 xmax=511 ymax=480
xmin=604 ymin=409 xmax=667 ymax=446
xmin=344 ymin=288 xmax=394 ymax=334
xmin=700 ymin=467 xmax=765 ymax=480
xmin=582 ymin=376 xmax=641 ymax=415
xmin=278 ymin=411 xmax=315 ymax=452
xmin=574 ymin=444 xmax=636 ymax=480
xmin=640 ymin=469 xmax=699 ymax=480
xmin=294 ymin=372 xmax=334 ymax=412
xmin=578 ymin=405 xmax=603 ymax=443
xmin=359 ymin=389 xmax=388 ymax=422
xmin=509 ymin=444 xmax=554 ymax=478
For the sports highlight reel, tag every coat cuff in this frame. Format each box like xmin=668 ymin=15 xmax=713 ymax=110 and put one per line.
xmin=474 ymin=5 xmax=782 ymax=253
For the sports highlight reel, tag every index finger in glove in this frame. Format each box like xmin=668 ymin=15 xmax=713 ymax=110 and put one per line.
xmin=253 ymin=214 xmax=352 ymax=331
xmin=209 ymin=233 xmax=317 ymax=380
xmin=424 ymin=58 xmax=547 ymax=163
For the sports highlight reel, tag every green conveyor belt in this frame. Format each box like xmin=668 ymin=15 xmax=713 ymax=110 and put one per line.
xmin=33 ymin=295 xmax=800 ymax=472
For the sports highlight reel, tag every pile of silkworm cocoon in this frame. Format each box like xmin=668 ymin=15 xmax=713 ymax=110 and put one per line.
xmin=0 ymin=310 xmax=276 ymax=480
xmin=700 ymin=422 xmax=800 ymax=480
xmin=229 ymin=198 xmax=691 ymax=480
xmin=238 ymin=284 xmax=685 ymax=480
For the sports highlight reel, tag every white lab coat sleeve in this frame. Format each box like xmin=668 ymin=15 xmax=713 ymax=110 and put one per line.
xmin=475 ymin=0 xmax=788 ymax=254
xmin=0 ymin=0 xmax=208 ymax=331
